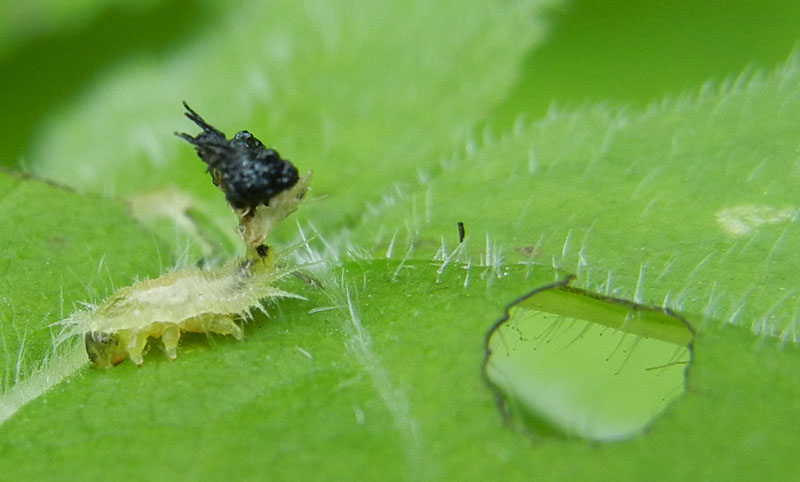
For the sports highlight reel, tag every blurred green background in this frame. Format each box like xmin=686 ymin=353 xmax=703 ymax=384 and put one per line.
xmin=3 ymin=0 xmax=799 ymax=168
xmin=3 ymin=2 xmax=800 ymax=480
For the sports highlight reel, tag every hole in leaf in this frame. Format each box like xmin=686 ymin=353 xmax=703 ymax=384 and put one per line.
xmin=484 ymin=280 xmax=694 ymax=442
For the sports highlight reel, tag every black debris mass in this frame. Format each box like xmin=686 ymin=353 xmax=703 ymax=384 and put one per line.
xmin=177 ymin=102 xmax=299 ymax=211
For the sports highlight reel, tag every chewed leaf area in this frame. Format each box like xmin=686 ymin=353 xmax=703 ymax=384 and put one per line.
xmin=484 ymin=283 xmax=694 ymax=442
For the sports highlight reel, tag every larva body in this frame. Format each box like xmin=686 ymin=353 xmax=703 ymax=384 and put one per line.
xmin=69 ymin=253 xmax=302 ymax=367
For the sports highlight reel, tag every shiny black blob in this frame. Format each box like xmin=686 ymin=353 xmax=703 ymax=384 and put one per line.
xmin=176 ymin=102 xmax=299 ymax=211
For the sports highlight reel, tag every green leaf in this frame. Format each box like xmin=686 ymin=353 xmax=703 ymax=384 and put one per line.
xmin=2 ymin=262 xmax=799 ymax=480
xmin=0 ymin=170 xmax=165 ymax=410
xmin=0 ymin=261 xmax=563 ymax=479
xmin=346 ymin=58 xmax=800 ymax=338
xmin=3 ymin=1 xmax=800 ymax=480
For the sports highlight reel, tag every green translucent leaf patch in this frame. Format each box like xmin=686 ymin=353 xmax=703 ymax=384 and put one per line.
xmin=485 ymin=281 xmax=693 ymax=441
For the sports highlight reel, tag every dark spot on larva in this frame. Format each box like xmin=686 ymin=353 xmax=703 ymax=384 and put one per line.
xmin=176 ymin=102 xmax=299 ymax=211
xmin=85 ymin=332 xmax=127 ymax=367
xmin=256 ymin=244 xmax=269 ymax=259
xmin=457 ymin=221 xmax=466 ymax=243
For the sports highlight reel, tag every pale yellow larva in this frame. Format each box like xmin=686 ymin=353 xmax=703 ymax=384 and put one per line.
xmin=59 ymin=175 xmax=311 ymax=367
xmin=56 ymin=104 xmax=312 ymax=367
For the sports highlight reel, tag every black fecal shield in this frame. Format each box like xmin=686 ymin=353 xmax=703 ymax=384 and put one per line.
xmin=177 ymin=103 xmax=299 ymax=210
xmin=222 ymin=131 xmax=299 ymax=209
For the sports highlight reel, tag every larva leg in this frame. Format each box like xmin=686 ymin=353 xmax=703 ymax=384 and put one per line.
xmin=208 ymin=314 xmax=244 ymax=340
xmin=125 ymin=330 xmax=150 ymax=366
xmin=161 ymin=324 xmax=182 ymax=360
xmin=181 ymin=314 xmax=243 ymax=340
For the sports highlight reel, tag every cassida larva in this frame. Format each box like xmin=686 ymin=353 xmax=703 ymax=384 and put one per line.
xmin=58 ymin=103 xmax=312 ymax=367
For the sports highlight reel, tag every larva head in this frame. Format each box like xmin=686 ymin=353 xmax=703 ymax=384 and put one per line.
xmin=176 ymin=102 xmax=299 ymax=212
xmin=85 ymin=332 xmax=127 ymax=367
